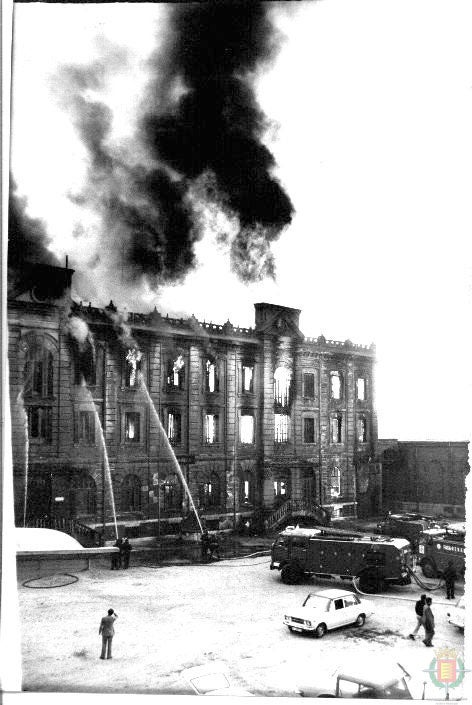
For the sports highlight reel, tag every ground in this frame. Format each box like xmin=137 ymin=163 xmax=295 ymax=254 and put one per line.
xmin=17 ymin=552 xmax=465 ymax=698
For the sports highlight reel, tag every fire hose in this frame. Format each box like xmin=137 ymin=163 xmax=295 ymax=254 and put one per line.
xmin=352 ymin=566 xmax=444 ymax=598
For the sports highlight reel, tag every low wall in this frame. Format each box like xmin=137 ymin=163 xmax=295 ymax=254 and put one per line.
xmin=394 ymin=501 xmax=465 ymax=519
xmin=17 ymin=547 xmax=118 ymax=581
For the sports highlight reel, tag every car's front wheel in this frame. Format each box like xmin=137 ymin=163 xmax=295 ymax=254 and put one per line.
xmin=354 ymin=614 xmax=365 ymax=627
xmin=314 ymin=623 xmax=327 ymax=638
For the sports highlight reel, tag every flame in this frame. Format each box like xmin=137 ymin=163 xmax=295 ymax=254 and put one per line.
xmin=126 ymin=347 xmax=143 ymax=386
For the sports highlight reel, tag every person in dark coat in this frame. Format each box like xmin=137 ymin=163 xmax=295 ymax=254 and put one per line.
xmin=201 ymin=530 xmax=210 ymax=562
xmin=99 ymin=608 xmax=118 ymax=659
xmin=422 ymin=597 xmax=435 ymax=647
xmin=208 ymin=533 xmax=221 ymax=561
xmin=443 ymin=561 xmax=457 ymax=599
xmin=111 ymin=538 xmax=123 ymax=570
xmin=121 ymin=537 xmax=132 ymax=569
xmin=409 ymin=594 xmax=426 ymax=640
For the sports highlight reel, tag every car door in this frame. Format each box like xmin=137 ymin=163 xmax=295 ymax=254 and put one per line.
xmin=329 ymin=598 xmax=347 ymax=628
xmin=342 ymin=595 xmax=359 ymax=624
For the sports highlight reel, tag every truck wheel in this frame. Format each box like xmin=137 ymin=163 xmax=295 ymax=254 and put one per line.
xmin=281 ymin=564 xmax=302 ymax=585
xmin=359 ymin=570 xmax=383 ymax=594
xmin=354 ymin=614 xmax=365 ymax=627
xmin=314 ymin=623 xmax=327 ymax=638
xmin=420 ymin=559 xmax=437 ymax=579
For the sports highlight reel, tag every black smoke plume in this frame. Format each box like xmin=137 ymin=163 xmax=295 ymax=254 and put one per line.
xmin=8 ymin=177 xmax=59 ymax=293
xmin=142 ymin=1 xmax=294 ymax=280
xmin=55 ymin=2 xmax=293 ymax=296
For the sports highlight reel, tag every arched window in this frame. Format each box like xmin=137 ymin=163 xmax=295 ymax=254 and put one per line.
xmin=23 ymin=335 xmax=55 ymax=398
xmin=161 ymin=474 xmax=182 ymax=511
xmin=71 ymin=472 xmax=97 ymax=516
xmin=121 ymin=474 xmax=142 ymax=512
xmin=21 ymin=334 xmax=56 ymax=444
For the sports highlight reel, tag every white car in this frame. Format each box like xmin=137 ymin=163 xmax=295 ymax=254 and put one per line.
xmin=296 ymin=661 xmax=418 ymax=699
xmin=447 ymin=596 xmax=465 ymax=629
xmin=181 ymin=662 xmax=254 ymax=696
xmin=284 ymin=588 xmax=371 ymax=638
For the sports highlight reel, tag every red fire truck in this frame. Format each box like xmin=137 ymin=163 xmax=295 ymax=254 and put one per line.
xmin=270 ymin=526 xmax=413 ymax=593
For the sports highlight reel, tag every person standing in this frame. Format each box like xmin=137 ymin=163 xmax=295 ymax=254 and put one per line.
xmin=201 ymin=530 xmax=210 ymax=562
xmin=423 ymin=597 xmax=435 ymax=647
xmin=409 ymin=594 xmax=426 ymax=640
xmin=122 ymin=537 xmax=132 ymax=569
xmin=111 ymin=538 xmax=122 ymax=570
xmin=443 ymin=561 xmax=457 ymax=600
xmin=99 ymin=608 xmax=118 ymax=659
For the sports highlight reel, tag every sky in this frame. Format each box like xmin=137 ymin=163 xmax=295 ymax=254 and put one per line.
xmin=8 ymin=0 xmax=472 ymax=442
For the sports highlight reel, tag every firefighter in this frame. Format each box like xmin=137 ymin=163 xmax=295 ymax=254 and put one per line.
xmin=443 ymin=560 xmax=457 ymax=600
xmin=201 ymin=530 xmax=211 ymax=562
xmin=208 ymin=533 xmax=221 ymax=561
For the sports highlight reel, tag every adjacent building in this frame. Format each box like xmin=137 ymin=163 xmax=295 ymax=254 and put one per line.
xmin=8 ymin=264 xmax=379 ymax=538
xmin=378 ymin=440 xmax=468 ymax=518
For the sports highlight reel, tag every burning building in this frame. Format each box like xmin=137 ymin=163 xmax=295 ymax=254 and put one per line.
xmin=8 ymin=263 xmax=379 ymax=540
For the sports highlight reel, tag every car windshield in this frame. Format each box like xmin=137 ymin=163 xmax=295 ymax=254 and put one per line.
xmin=303 ymin=594 xmax=330 ymax=610
xmin=338 ymin=677 xmax=410 ymax=699
xmin=190 ymin=672 xmax=231 ymax=694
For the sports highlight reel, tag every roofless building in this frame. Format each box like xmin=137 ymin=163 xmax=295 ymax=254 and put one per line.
xmin=8 ymin=264 xmax=379 ymax=539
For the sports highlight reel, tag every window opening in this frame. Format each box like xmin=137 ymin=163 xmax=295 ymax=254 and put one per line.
xmin=330 ymin=371 xmax=342 ymax=399
xmin=205 ymin=359 xmax=219 ymax=393
xmin=28 ymin=406 xmax=52 ymax=442
xmin=274 ymin=366 xmax=292 ymax=407
xmin=331 ymin=414 xmax=343 ymax=443
xmin=205 ymin=413 xmax=218 ymax=444
xmin=78 ymin=410 xmax=95 ymax=444
xmin=167 ymin=411 xmax=182 ymax=446
xmin=168 ymin=354 xmax=185 ymax=388
xmin=240 ymin=414 xmax=254 ymax=443
xmin=274 ymin=413 xmax=290 ymax=443
xmin=242 ymin=364 xmax=254 ymax=392
xmin=125 ymin=412 xmax=141 ymax=442
xmin=357 ymin=377 xmax=366 ymax=401
xmin=303 ymin=417 xmax=315 ymax=444
xmin=357 ymin=416 xmax=367 ymax=443
xmin=303 ymin=372 xmax=315 ymax=398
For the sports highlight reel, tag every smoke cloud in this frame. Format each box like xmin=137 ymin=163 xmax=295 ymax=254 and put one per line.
xmin=8 ymin=177 xmax=59 ymax=293
xmin=142 ymin=1 xmax=294 ymax=280
xmin=49 ymin=2 xmax=293 ymax=300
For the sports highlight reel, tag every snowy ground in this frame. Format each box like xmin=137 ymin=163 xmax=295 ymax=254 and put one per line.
xmin=17 ymin=555 xmax=465 ymax=698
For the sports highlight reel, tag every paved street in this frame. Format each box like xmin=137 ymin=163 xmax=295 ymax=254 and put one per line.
xmin=17 ymin=555 xmax=465 ymax=697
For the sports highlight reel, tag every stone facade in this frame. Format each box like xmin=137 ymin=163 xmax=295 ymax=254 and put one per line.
xmin=378 ymin=439 xmax=469 ymax=518
xmin=9 ymin=264 xmax=378 ymax=535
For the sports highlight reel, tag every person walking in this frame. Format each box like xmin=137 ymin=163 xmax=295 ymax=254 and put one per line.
xmin=99 ymin=608 xmax=118 ymax=659
xmin=111 ymin=538 xmax=122 ymax=570
xmin=408 ymin=594 xmax=426 ymax=640
xmin=122 ymin=537 xmax=132 ymax=569
xmin=422 ymin=597 xmax=435 ymax=647
xmin=443 ymin=561 xmax=457 ymax=600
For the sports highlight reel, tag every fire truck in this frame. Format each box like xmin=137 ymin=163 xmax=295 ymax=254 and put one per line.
xmin=376 ymin=513 xmax=442 ymax=553
xmin=418 ymin=526 xmax=466 ymax=579
xmin=270 ymin=526 xmax=413 ymax=593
